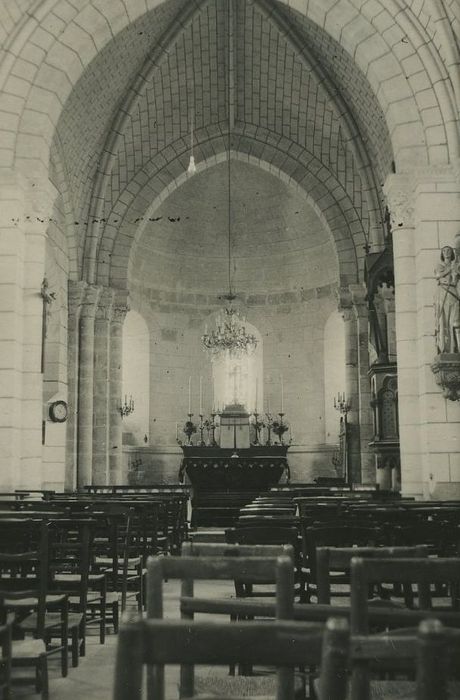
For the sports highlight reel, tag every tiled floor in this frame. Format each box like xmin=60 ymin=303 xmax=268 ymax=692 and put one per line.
xmin=17 ymin=579 xmax=236 ymax=700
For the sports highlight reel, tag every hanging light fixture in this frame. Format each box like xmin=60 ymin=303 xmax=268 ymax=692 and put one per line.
xmin=187 ymin=109 xmax=196 ymax=175
xmin=201 ymin=0 xmax=257 ymax=359
xmin=201 ymin=164 xmax=258 ymax=356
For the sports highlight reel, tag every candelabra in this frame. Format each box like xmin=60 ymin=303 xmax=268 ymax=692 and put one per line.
xmin=333 ymin=392 xmax=351 ymax=486
xmin=182 ymin=413 xmax=197 ymax=446
xmin=265 ymin=413 xmax=273 ymax=446
xmin=251 ymin=411 xmax=264 ymax=446
xmin=207 ymin=412 xmax=219 ymax=446
xmin=198 ymin=414 xmax=206 ymax=447
xmin=334 ymin=392 xmax=351 ymax=415
xmin=118 ymin=394 xmax=134 ymax=418
xmin=272 ymin=412 xmax=289 ymax=445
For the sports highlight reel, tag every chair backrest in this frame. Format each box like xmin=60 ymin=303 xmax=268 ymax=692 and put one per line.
xmin=349 ymin=618 xmax=460 ymax=700
xmin=49 ymin=518 xmax=93 ymax=611
xmin=302 ymin=524 xmax=382 ymax=587
xmin=416 ymin=619 xmax=460 ymax=700
xmin=226 ymin=525 xmax=299 ymax=547
xmin=316 ymin=545 xmax=431 ymax=604
xmin=0 ymin=519 xmax=49 ymax=636
xmin=350 ymin=556 xmax=460 ymax=634
xmin=181 ymin=541 xmax=294 ymax=560
xmin=350 ymin=556 xmax=460 ymax=700
xmin=113 ymin=616 xmax=350 ymax=700
xmin=147 ymin=554 xmax=295 ymax=619
xmin=147 ymin=553 xmax=295 ymax=698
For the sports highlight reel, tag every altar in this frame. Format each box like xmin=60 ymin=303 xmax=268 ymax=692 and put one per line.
xmin=179 ymin=445 xmax=290 ymax=527
xmin=177 ymin=402 xmax=290 ymax=526
xmin=179 ymin=445 xmax=290 ymax=490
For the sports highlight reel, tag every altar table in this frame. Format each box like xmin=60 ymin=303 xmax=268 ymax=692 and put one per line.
xmin=178 ymin=445 xmax=290 ymax=527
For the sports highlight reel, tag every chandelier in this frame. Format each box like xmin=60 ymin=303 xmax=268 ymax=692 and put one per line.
xmin=202 ymin=296 xmax=258 ymax=357
xmin=198 ymin=0 xmax=257 ymax=358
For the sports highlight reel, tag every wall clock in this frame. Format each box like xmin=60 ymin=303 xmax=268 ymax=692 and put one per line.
xmin=48 ymin=400 xmax=68 ymax=423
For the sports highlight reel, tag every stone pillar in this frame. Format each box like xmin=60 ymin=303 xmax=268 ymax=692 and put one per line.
xmin=384 ymin=175 xmax=421 ymax=497
xmin=385 ymin=163 xmax=460 ymax=499
xmin=340 ymin=292 xmax=362 ymax=483
xmin=109 ymin=292 xmax=129 ymax=485
xmin=20 ymin=178 xmax=58 ymax=489
xmin=92 ymin=287 xmax=115 ymax=485
xmin=350 ymin=284 xmax=375 ymax=484
xmin=77 ymin=285 xmax=102 ymax=490
xmin=65 ymin=280 xmax=87 ymax=491
xmin=0 ymin=169 xmax=26 ymax=489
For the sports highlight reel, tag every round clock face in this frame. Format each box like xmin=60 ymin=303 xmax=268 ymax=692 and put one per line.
xmin=49 ymin=400 xmax=68 ymax=423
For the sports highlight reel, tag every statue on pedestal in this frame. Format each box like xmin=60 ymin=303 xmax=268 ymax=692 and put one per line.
xmin=434 ymin=245 xmax=460 ymax=354
xmin=431 ymin=237 xmax=460 ymax=400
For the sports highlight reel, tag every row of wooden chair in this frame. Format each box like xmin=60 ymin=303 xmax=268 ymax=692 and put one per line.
xmin=113 ymin=543 xmax=460 ymax=699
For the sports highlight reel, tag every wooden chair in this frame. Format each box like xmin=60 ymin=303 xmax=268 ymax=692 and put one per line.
xmin=301 ymin=524 xmax=382 ymax=601
xmin=316 ymin=546 xmax=431 ymax=606
xmin=0 ymin=520 xmax=60 ymax=698
xmin=147 ymin=553 xmax=296 ymax=695
xmin=42 ymin=519 xmax=94 ymax=664
xmin=350 ymin=556 xmax=460 ymax=700
xmin=181 ymin=541 xmax=294 ymax=622
xmin=113 ymin=616 xmax=350 ymax=700
xmin=225 ymin=525 xmax=305 ymax=600
xmin=0 ymin=613 xmax=12 ymax=700
xmin=349 ymin=618 xmax=460 ymax=700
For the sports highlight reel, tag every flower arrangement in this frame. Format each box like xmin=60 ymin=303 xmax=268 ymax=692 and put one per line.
xmin=271 ymin=419 xmax=289 ymax=443
xmin=183 ymin=419 xmax=197 ymax=445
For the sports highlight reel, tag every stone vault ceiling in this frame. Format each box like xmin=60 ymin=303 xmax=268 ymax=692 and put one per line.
xmin=50 ymin=0 xmax=393 ymax=278
xmin=53 ymin=0 xmax=189 ymax=226
xmin=130 ymin=160 xmax=338 ymax=297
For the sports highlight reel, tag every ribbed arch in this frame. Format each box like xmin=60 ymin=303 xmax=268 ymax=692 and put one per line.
xmin=94 ymin=134 xmax=367 ymax=290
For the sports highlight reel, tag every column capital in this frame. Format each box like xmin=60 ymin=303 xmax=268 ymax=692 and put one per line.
xmin=111 ymin=289 xmax=130 ymax=325
xmin=384 ymin=161 xmax=460 ymax=230
xmin=383 ymin=173 xmax=416 ymax=230
xmin=96 ymin=287 xmax=116 ymax=321
xmin=68 ymin=281 xmax=87 ymax=318
xmin=80 ymin=284 xmax=102 ymax=320
xmin=337 ymin=285 xmax=368 ymax=318
xmin=335 ymin=285 xmax=352 ymax=312
xmin=349 ymin=283 xmax=367 ymax=307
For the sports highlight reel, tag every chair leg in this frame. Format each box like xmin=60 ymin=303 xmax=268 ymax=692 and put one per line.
xmin=71 ymin=627 xmax=79 ymax=667
xmin=137 ymin=569 xmax=144 ymax=612
xmin=100 ymin=601 xmax=106 ymax=645
xmin=39 ymin=656 xmax=49 ymax=700
xmin=80 ymin=629 xmax=86 ymax=658
xmin=61 ymin=625 xmax=68 ymax=677
xmin=112 ymin=600 xmax=119 ymax=634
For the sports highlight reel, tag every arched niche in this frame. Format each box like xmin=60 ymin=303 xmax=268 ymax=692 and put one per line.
xmin=208 ymin=316 xmax=263 ymax=414
xmin=122 ymin=310 xmax=150 ymax=446
xmin=323 ymin=310 xmax=346 ymax=445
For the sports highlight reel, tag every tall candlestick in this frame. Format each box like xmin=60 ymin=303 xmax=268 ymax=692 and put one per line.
xmin=175 ymin=422 xmax=178 ymax=440
xmin=280 ymin=374 xmax=284 ymax=413
xmin=199 ymin=375 xmax=203 ymax=415
xmin=255 ymin=377 xmax=258 ymax=412
xmin=188 ymin=376 xmax=192 ymax=414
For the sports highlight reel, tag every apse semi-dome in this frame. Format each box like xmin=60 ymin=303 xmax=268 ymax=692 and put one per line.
xmin=129 ymin=160 xmax=338 ymax=299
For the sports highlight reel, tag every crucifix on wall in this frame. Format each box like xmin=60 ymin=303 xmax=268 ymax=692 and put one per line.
xmin=40 ymin=277 xmax=56 ymax=373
